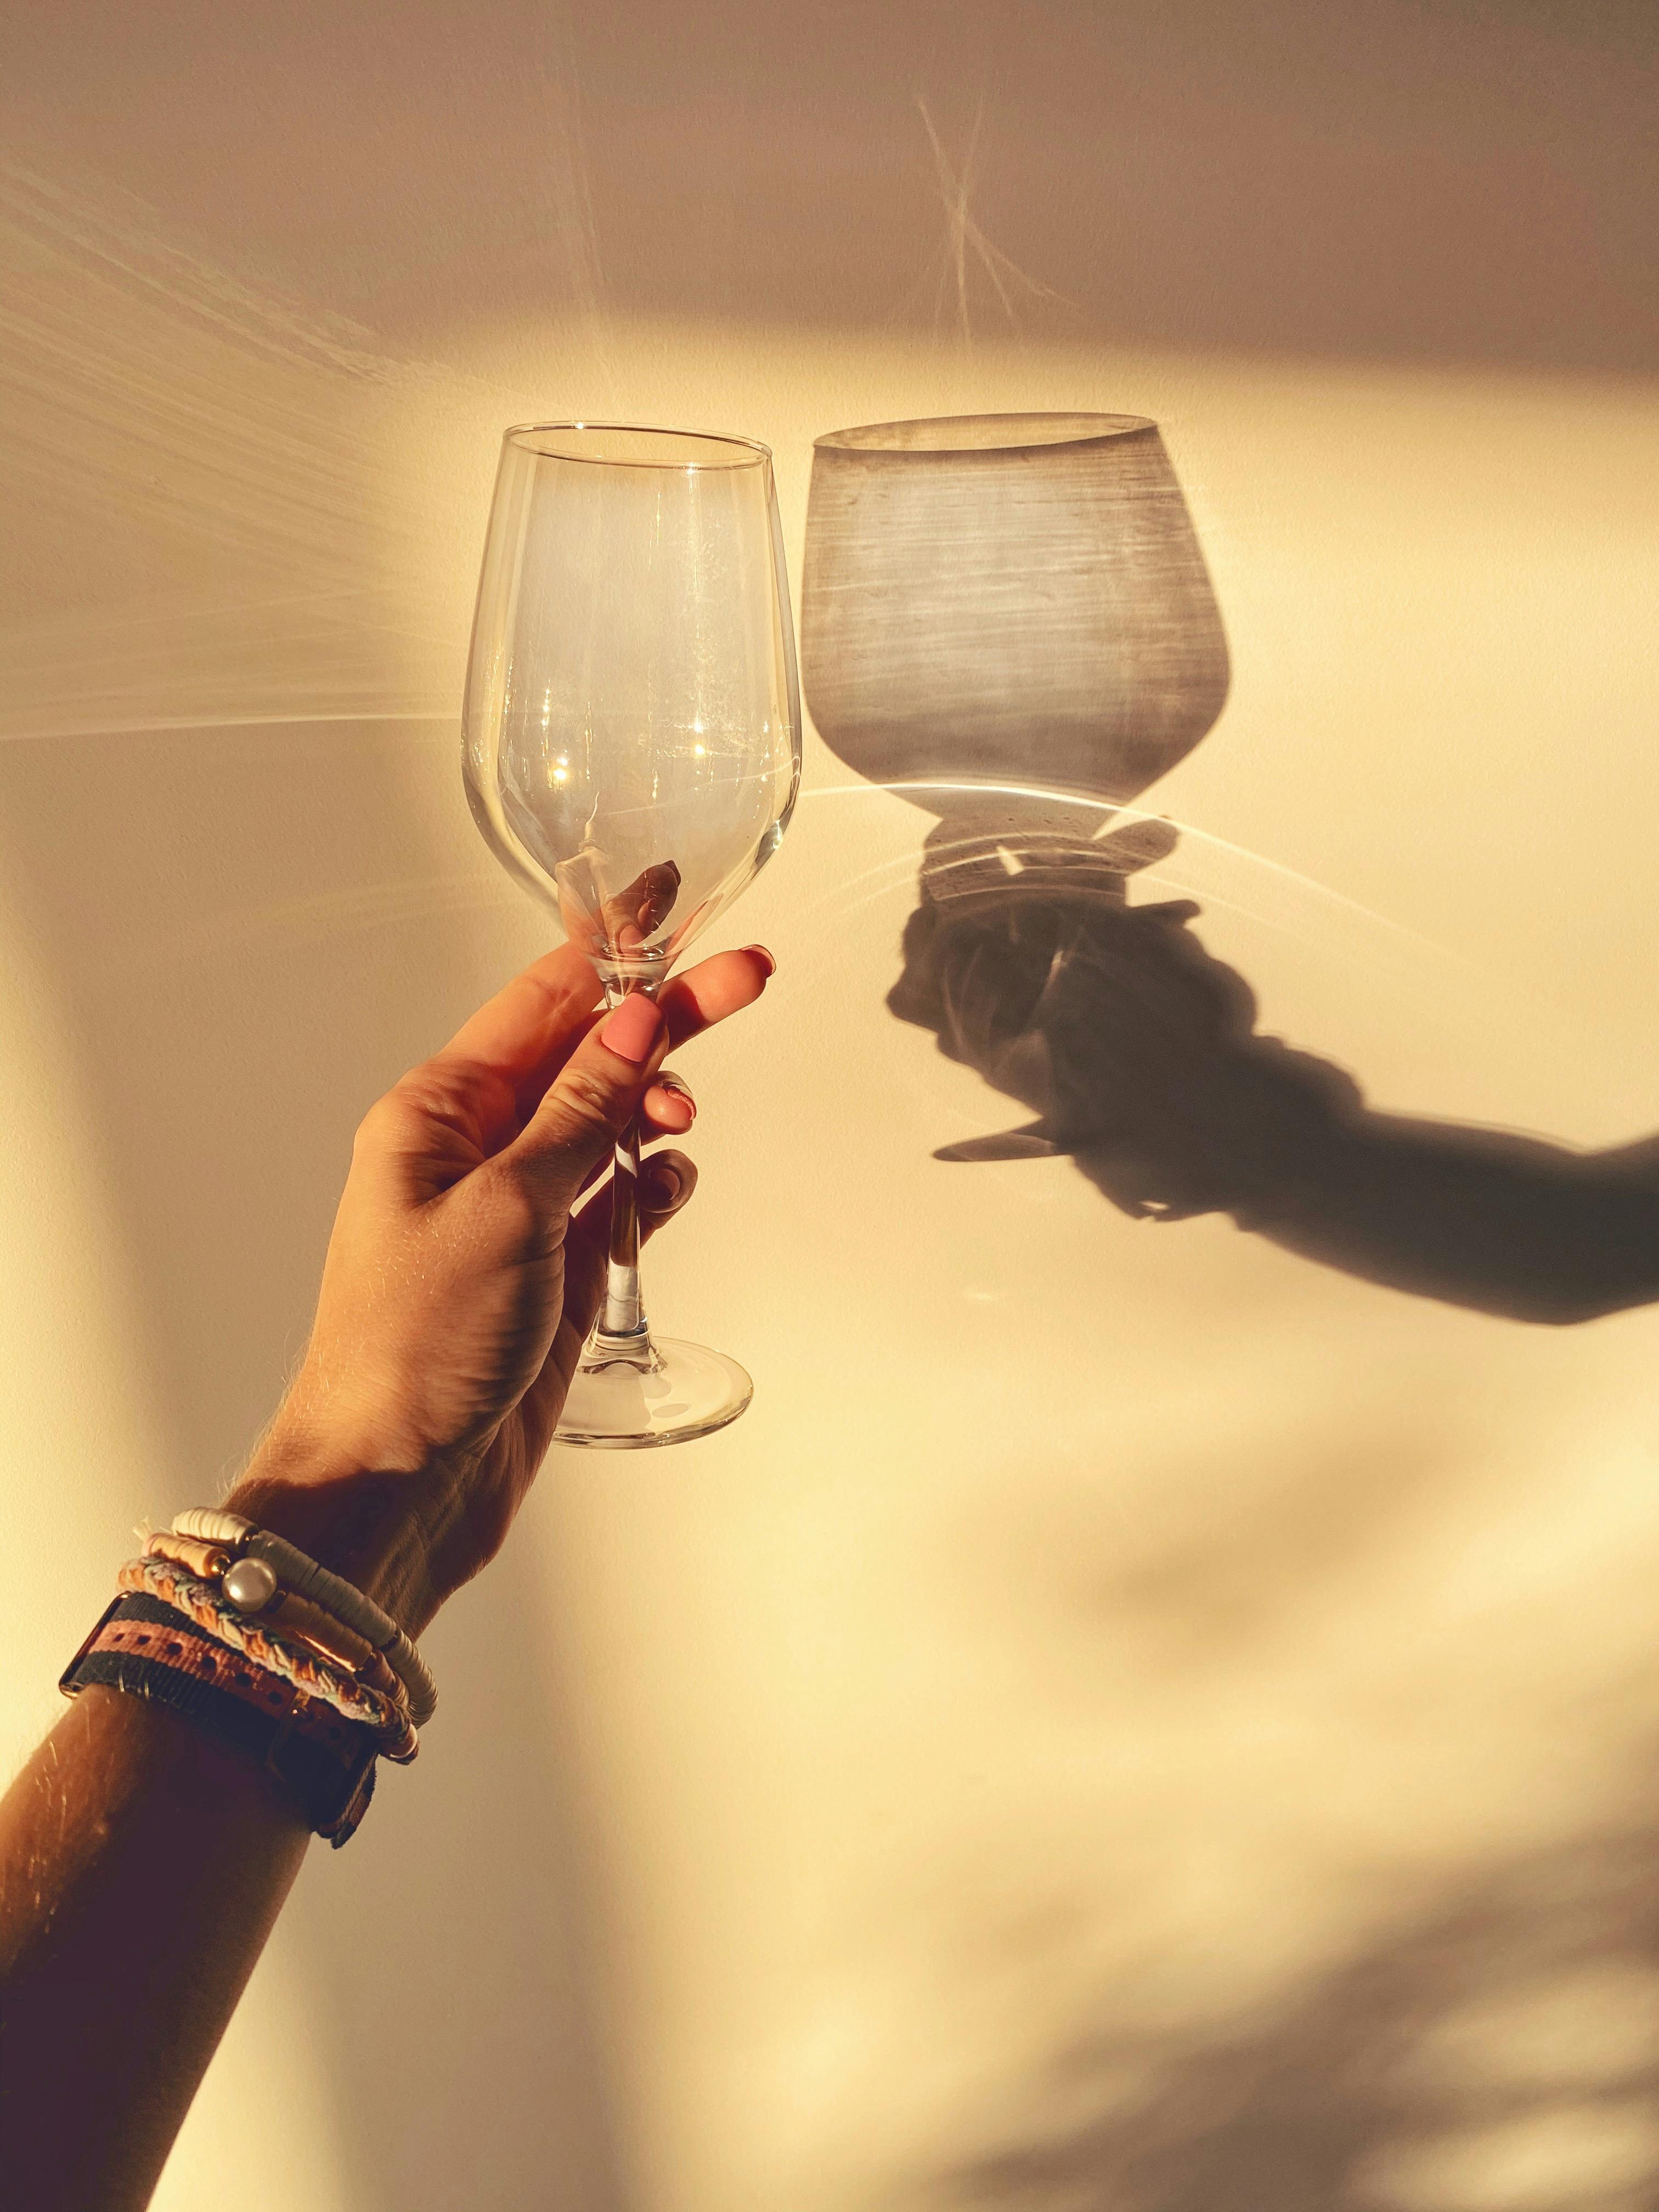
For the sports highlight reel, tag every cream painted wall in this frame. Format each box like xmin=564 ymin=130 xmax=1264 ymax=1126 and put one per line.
xmin=3 ymin=9 xmax=1658 ymax=2210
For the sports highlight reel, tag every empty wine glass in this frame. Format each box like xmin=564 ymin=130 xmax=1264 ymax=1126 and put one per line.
xmin=463 ymin=423 xmax=801 ymax=1447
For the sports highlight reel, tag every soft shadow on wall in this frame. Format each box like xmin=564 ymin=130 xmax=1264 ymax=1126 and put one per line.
xmin=797 ymin=410 xmax=1659 ymax=2212
xmin=891 ymin=865 xmax=1659 ymax=1327
xmin=802 ymin=414 xmax=1659 ymax=1331
xmin=942 ymin=1813 xmax=1659 ymax=2211
xmin=0 ymin=167 xmax=631 ymax=2211
xmin=0 ymin=724 xmax=632 ymax=2212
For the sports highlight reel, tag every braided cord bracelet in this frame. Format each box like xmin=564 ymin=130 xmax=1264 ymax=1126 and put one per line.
xmin=142 ymin=1533 xmax=408 ymax=1707
xmin=117 ymin=1556 xmax=419 ymax=1764
xmin=173 ymin=1508 xmax=438 ymax=1728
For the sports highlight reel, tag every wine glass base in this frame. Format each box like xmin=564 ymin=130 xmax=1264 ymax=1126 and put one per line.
xmin=552 ymin=1336 xmax=754 ymax=1451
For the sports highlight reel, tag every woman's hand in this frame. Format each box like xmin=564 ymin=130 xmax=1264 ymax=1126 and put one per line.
xmin=226 ymin=942 xmax=773 ymax=1631
xmin=2 ymin=940 xmax=782 ymax=2208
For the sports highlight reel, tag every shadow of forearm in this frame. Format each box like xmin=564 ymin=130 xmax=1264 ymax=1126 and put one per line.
xmin=1221 ymin=1121 xmax=1659 ymax=1325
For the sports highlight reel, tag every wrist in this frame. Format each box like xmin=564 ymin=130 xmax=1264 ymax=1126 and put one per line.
xmin=225 ymin=1429 xmax=449 ymax=1636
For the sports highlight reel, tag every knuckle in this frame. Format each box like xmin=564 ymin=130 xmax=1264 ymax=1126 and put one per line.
xmin=476 ymin=1161 xmax=550 ymax=1246
xmin=551 ymin=1062 xmax=627 ymax=1142
xmin=390 ymin=1062 xmax=472 ymax=1124
xmin=352 ymin=1088 xmax=416 ymax=1159
xmin=354 ymin=1059 xmax=507 ymax=1165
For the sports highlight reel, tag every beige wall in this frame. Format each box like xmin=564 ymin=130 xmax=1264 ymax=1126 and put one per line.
xmin=3 ymin=8 xmax=1658 ymax=2209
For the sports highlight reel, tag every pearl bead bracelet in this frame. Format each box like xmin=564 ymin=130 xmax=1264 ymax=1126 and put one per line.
xmin=170 ymin=1508 xmax=438 ymax=1728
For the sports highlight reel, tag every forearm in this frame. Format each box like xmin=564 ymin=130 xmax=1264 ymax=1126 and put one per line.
xmin=0 ymin=1456 xmax=424 ymax=2210
xmin=0 ymin=1687 xmax=309 ymax=2212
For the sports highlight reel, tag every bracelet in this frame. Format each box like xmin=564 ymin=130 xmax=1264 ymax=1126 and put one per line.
xmin=145 ymin=1529 xmax=233 ymax=1579
xmin=143 ymin=1533 xmax=407 ymax=1708
xmin=117 ymin=1556 xmax=419 ymax=1764
xmin=61 ymin=1592 xmax=379 ymax=1846
xmin=173 ymin=1508 xmax=438 ymax=1728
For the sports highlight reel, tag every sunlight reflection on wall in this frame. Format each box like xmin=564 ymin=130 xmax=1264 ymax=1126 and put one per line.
xmin=1 ymin=145 xmax=1658 ymax=2212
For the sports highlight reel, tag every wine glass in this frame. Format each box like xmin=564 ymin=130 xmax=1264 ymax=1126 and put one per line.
xmin=462 ymin=423 xmax=802 ymax=1448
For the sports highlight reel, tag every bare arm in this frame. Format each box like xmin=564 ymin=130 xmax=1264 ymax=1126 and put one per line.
xmin=0 ymin=1691 xmax=312 ymax=2211
xmin=0 ymin=940 xmax=771 ymax=2211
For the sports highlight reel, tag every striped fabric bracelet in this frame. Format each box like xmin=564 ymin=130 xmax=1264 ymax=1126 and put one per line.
xmin=61 ymin=1592 xmax=379 ymax=1846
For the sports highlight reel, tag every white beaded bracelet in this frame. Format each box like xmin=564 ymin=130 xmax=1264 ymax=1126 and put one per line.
xmin=173 ymin=1508 xmax=438 ymax=1728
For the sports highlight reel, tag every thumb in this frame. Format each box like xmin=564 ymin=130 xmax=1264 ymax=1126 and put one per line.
xmin=500 ymin=989 xmax=669 ymax=1203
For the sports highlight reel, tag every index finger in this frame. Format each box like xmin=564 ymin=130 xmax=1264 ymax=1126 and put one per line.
xmin=430 ymin=939 xmax=773 ymax=1150
xmin=659 ymin=946 xmax=775 ymax=1047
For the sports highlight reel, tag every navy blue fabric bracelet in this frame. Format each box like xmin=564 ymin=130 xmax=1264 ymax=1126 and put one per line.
xmin=61 ymin=1592 xmax=379 ymax=1846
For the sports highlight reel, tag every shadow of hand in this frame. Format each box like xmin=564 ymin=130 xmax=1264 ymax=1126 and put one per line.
xmin=890 ymin=866 xmax=1659 ymax=1324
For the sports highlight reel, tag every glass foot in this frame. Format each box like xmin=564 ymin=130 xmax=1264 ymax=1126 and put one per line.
xmin=553 ymin=1335 xmax=753 ymax=1450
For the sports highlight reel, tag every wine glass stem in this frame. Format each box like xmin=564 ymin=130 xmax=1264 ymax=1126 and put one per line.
xmin=598 ymin=1109 xmax=649 ymax=1342
xmin=592 ymin=979 xmax=657 ymax=1356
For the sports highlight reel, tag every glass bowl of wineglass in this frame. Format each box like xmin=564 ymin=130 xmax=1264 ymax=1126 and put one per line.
xmin=463 ymin=422 xmax=802 ymax=1447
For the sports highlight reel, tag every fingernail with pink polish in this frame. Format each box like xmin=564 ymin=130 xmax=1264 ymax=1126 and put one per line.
xmin=600 ymin=993 xmax=662 ymax=1064
xmin=658 ymin=1074 xmax=696 ymax=1122
xmin=744 ymin=944 xmax=777 ymax=978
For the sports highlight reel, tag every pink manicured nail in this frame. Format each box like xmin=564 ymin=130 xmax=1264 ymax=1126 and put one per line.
xmin=656 ymin=1074 xmax=696 ymax=1122
xmin=599 ymin=992 xmax=662 ymax=1064
xmin=743 ymin=944 xmax=777 ymax=978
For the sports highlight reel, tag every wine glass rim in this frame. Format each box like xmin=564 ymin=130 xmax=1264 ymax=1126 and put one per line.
xmin=504 ymin=421 xmax=774 ymax=470
xmin=814 ymin=411 xmax=1157 ymax=456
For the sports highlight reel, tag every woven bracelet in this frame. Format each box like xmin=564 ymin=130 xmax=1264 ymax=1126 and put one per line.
xmin=173 ymin=1507 xmax=438 ymax=1728
xmin=61 ymin=1592 xmax=379 ymax=1846
xmin=142 ymin=1532 xmax=408 ymax=1708
xmin=117 ymin=1556 xmax=419 ymax=1764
